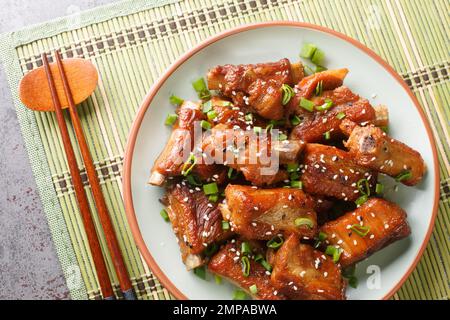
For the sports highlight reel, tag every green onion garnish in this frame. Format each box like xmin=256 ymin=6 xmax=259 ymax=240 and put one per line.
xmin=186 ymin=174 xmax=202 ymax=186
xmin=192 ymin=77 xmax=211 ymax=100
xmin=169 ymin=94 xmax=184 ymax=106
xmin=355 ymin=194 xmax=368 ymax=206
xmin=290 ymin=115 xmax=301 ymax=126
xmin=204 ymin=243 xmax=219 ymax=257
xmin=241 ymin=256 xmax=251 ymax=277
xmin=395 ymin=170 xmax=412 ymax=182
xmin=241 ymin=242 xmax=252 ymax=255
xmin=375 ymin=183 xmax=384 ymax=194
xmin=315 ymin=99 xmax=333 ymax=111
xmin=325 ymin=245 xmax=342 ymax=263
xmin=221 ymin=220 xmax=230 ymax=230
xmin=207 ymin=110 xmax=217 ymax=120
xmin=315 ymin=80 xmax=323 ymax=96
xmin=214 ymin=275 xmax=222 ymax=285
xmin=164 ymin=113 xmax=178 ymax=126
xmin=253 ymin=126 xmax=262 ymax=134
xmin=314 ymin=231 xmax=328 ymax=248
xmin=160 ymin=209 xmax=170 ymax=222
xmin=249 ymin=284 xmax=258 ymax=295
xmin=254 ymin=253 xmax=264 ymax=262
xmin=294 ymin=217 xmax=313 ymax=228
xmin=233 ymin=290 xmax=247 ymax=300
xmin=299 ymin=98 xmax=315 ymax=112
xmin=278 ymin=133 xmax=288 ymax=141
xmin=311 ymin=48 xmax=325 ymax=65
xmin=202 ymin=100 xmax=213 ymax=113
xmin=260 ymin=259 xmax=272 ymax=272
xmin=348 ymin=276 xmax=359 ymax=288
xmin=381 ymin=126 xmax=389 ymax=133
xmin=281 ymin=84 xmax=295 ymax=105
xmin=194 ymin=266 xmax=206 ymax=280
xmin=314 ymin=65 xmax=327 ymax=73
xmin=203 ymin=182 xmax=218 ymax=195
xmin=265 ymin=123 xmax=274 ymax=133
xmin=287 ymin=163 xmax=299 ymax=173
xmin=267 ymin=236 xmax=284 ymax=249
xmin=208 ymin=194 xmax=219 ymax=202
xmin=227 ymin=167 xmax=238 ymax=180
xmin=291 ymin=180 xmax=303 ymax=189
xmin=336 ymin=112 xmax=346 ymax=120
xmin=350 ymin=224 xmax=371 ymax=237
xmin=200 ymin=120 xmax=211 ymax=130
xmin=245 ymin=113 xmax=253 ymax=122
xmin=290 ymin=172 xmax=300 ymax=181
xmin=342 ymin=266 xmax=358 ymax=288
xmin=323 ymin=131 xmax=331 ymax=140
xmin=357 ymin=178 xmax=371 ymax=196
xmin=300 ymin=43 xmax=317 ymax=59
xmin=181 ymin=154 xmax=196 ymax=176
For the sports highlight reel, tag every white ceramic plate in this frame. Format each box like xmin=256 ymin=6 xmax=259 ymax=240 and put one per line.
xmin=123 ymin=22 xmax=439 ymax=300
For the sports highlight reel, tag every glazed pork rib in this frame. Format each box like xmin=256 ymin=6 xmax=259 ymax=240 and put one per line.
xmin=271 ymin=234 xmax=346 ymax=300
xmin=320 ymin=198 xmax=411 ymax=268
xmin=164 ymin=183 xmax=231 ymax=270
xmin=340 ymin=120 xmax=426 ymax=186
xmin=221 ymin=185 xmax=318 ymax=240
xmin=208 ymin=241 xmax=285 ymax=300
xmin=301 ymin=143 xmax=377 ymax=201
xmin=207 ymin=58 xmax=303 ymax=120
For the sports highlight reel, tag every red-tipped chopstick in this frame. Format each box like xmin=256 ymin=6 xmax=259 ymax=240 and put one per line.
xmin=42 ymin=53 xmax=116 ymax=300
xmin=54 ymin=51 xmax=136 ymax=300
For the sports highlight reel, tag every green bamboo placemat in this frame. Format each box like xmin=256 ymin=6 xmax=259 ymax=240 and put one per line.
xmin=0 ymin=0 xmax=448 ymax=300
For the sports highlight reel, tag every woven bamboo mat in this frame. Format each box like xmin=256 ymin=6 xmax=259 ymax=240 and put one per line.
xmin=0 ymin=0 xmax=448 ymax=300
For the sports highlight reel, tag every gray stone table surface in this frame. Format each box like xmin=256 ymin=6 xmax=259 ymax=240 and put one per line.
xmin=0 ymin=0 xmax=119 ymax=300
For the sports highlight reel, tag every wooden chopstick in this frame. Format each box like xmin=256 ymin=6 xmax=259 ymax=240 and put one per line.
xmin=54 ymin=51 xmax=136 ymax=300
xmin=41 ymin=53 xmax=116 ymax=300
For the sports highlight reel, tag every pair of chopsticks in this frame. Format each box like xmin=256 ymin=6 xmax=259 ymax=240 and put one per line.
xmin=42 ymin=51 xmax=136 ymax=300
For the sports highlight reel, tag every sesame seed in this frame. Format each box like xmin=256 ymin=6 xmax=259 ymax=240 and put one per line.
xmin=353 ymin=240 xmax=358 ymax=246
xmin=370 ymin=234 xmax=375 ymax=239
xmin=300 ymin=271 xmax=306 ymax=277
xmin=317 ymin=289 xmax=324 ymax=293
xmin=384 ymin=223 xmax=389 ymax=229
xmin=324 ymin=272 xmax=328 ymax=277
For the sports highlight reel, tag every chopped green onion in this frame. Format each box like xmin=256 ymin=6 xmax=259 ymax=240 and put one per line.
xmin=281 ymin=84 xmax=295 ymax=105
xmin=278 ymin=133 xmax=288 ymax=141
xmin=267 ymin=236 xmax=284 ymax=249
xmin=203 ymin=182 xmax=218 ymax=195
xmin=192 ymin=77 xmax=211 ymax=100
xmin=249 ymin=284 xmax=258 ymax=295
xmin=336 ymin=112 xmax=346 ymax=120
xmin=294 ymin=217 xmax=313 ymax=228
xmin=348 ymin=276 xmax=359 ymax=288
xmin=254 ymin=253 xmax=264 ymax=262
xmin=381 ymin=126 xmax=389 ymax=133
xmin=375 ymin=183 xmax=384 ymax=194
xmin=200 ymin=120 xmax=212 ymax=130
xmin=241 ymin=242 xmax=252 ymax=255
xmin=221 ymin=220 xmax=230 ymax=230
xmin=265 ymin=123 xmax=274 ymax=133
xmin=169 ymin=94 xmax=184 ymax=106
xmin=342 ymin=266 xmax=358 ymax=288
xmin=194 ymin=266 xmax=206 ymax=280
xmin=355 ymin=194 xmax=368 ymax=206
xmin=315 ymin=80 xmax=323 ymax=96
xmin=311 ymin=48 xmax=325 ymax=65
xmin=207 ymin=110 xmax=217 ymax=120
xmin=202 ymin=100 xmax=213 ymax=113
xmin=395 ymin=170 xmax=412 ymax=182
xmin=290 ymin=115 xmax=301 ymax=126
xmin=214 ymin=275 xmax=222 ymax=285
xmin=357 ymin=178 xmax=371 ymax=196
xmin=290 ymin=172 xmax=300 ymax=181
xmin=314 ymin=231 xmax=328 ymax=248
xmin=260 ymin=259 xmax=272 ymax=272
xmin=208 ymin=194 xmax=219 ymax=202
xmin=350 ymin=224 xmax=371 ymax=237
xmin=300 ymin=43 xmax=317 ymax=59
xmin=186 ymin=174 xmax=202 ymax=186
xmin=291 ymin=180 xmax=303 ymax=189
xmin=227 ymin=167 xmax=238 ymax=179
xmin=245 ymin=113 xmax=253 ymax=122
xmin=299 ymin=98 xmax=315 ymax=112
xmin=204 ymin=243 xmax=218 ymax=257
xmin=287 ymin=163 xmax=299 ymax=173
xmin=241 ymin=256 xmax=250 ymax=277
xmin=181 ymin=154 xmax=196 ymax=176
xmin=323 ymin=131 xmax=331 ymax=140
xmin=164 ymin=113 xmax=178 ymax=126
xmin=314 ymin=65 xmax=327 ymax=73
xmin=315 ymin=99 xmax=333 ymax=111
xmin=233 ymin=290 xmax=247 ymax=300
xmin=160 ymin=209 xmax=170 ymax=222
xmin=253 ymin=126 xmax=262 ymax=134
xmin=325 ymin=245 xmax=342 ymax=263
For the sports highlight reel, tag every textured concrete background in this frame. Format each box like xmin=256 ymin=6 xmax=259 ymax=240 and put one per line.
xmin=0 ymin=0 xmax=118 ymax=300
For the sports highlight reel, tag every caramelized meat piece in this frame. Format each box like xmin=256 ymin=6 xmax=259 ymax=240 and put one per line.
xmin=301 ymin=144 xmax=376 ymax=201
xmin=290 ymin=86 xmax=377 ymax=142
xmin=165 ymin=183 xmax=231 ymax=269
xmin=296 ymin=68 xmax=349 ymax=99
xmin=208 ymin=241 xmax=285 ymax=300
xmin=271 ymin=234 xmax=346 ymax=300
xmin=320 ymin=198 xmax=411 ymax=267
xmin=221 ymin=185 xmax=317 ymax=240
xmin=340 ymin=120 xmax=426 ymax=186
xmin=149 ymin=101 xmax=204 ymax=185
xmin=207 ymin=59 xmax=303 ymax=120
